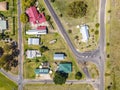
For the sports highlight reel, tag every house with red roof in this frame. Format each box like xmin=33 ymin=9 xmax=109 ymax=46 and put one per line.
xmin=26 ymin=6 xmax=46 ymax=24
xmin=26 ymin=6 xmax=48 ymax=35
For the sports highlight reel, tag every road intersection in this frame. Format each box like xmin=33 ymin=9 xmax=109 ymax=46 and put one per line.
xmin=0 ymin=0 xmax=106 ymax=90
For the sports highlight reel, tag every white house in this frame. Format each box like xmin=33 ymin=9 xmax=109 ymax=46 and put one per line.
xmin=80 ymin=24 xmax=89 ymax=42
xmin=28 ymin=38 xmax=40 ymax=45
xmin=26 ymin=50 xmax=41 ymax=59
xmin=26 ymin=26 xmax=47 ymax=35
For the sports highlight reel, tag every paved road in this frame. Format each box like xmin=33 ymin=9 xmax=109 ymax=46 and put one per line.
xmin=17 ymin=0 xmax=23 ymax=89
xmin=98 ymin=0 xmax=106 ymax=89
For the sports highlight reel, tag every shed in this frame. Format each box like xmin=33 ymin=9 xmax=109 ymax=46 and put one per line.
xmin=35 ymin=68 xmax=49 ymax=74
xmin=58 ymin=63 xmax=72 ymax=73
xmin=28 ymin=38 xmax=40 ymax=45
xmin=54 ymin=53 xmax=65 ymax=60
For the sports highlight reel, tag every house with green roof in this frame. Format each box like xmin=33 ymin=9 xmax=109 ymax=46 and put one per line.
xmin=35 ymin=68 xmax=49 ymax=74
xmin=58 ymin=63 xmax=72 ymax=73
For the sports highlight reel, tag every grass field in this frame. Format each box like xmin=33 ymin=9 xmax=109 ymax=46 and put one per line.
xmin=107 ymin=0 xmax=120 ymax=90
xmin=24 ymin=84 xmax=93 ymax=90
xmin=51 ymin=0 xmax=99 ymax=52
xmin=0 ymin=72 xmax=18 ymax=90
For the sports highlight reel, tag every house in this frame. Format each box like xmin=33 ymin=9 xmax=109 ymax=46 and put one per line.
xmin=26 ymin=26 xmax=47 ymax=35
xmin=0 ymin=2 xmax=7 ymax=11
xmin=57 ymin=63 xmax=72 ymax=73
xmin=35 ymin=68 xmax=49 ymax=74
xmin=26 ymin=6 xmax=46 ymax=24
xmin=80 ymin=24 xmax=89 ymax=42
xmin=54 ymin=53 xmax=65 ymax=60
xmin=26 ymin=50 xmax=41 ymax=59
xmin=0 ymin=20 xmax=7 ymax=30
xmin=28 ymin=38 xmax=40 ymax=45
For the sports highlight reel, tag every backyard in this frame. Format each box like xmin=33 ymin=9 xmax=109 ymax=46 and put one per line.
xmin=50 ymin=0 xmax=99 ymax=52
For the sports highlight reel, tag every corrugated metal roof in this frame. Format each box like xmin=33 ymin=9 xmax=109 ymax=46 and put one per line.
xmin=35 ymin=68 xmax=49 ymax=74
xmin=28 ymin=38 xmax=40 ymax=45
xmin=0 ymin=20 xmax=7 ymax=30
xmin=54 ymin=54 xmax=65 ymax=60
xmin=58 ymin=63 xmax=72 ymax=73
xmin=80 ymin=24 xmax=89 ymax=42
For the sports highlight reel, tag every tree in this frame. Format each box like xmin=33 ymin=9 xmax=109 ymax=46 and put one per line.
xmin=75 ymin=36 xmax=79 ymax=40
xmin=67 ymin=1 xmax=88 ymax=18
xmin=0 ymin=47 xmax=4 ymax=57
xmin=75 ymin=72 xmax=82 ymax=80
xmin=68 ymin=29 xmax=72 ymax=34
xmin=45 ymin=15 xmax=51 ymax=21
xmin=50 ymin=0 xmax=55 ymax=3
xmin=20 ymin=13 xmax=28 ymax=23
xmin=53 ymin=72 xmax=68 ymax=85
xmin=95 ymin=23 xmax=99 ymax=28
xmin=95 ymin=30 xmax=99 ymax=35
xmin=40 ymin=46 xmax=49 ymax=53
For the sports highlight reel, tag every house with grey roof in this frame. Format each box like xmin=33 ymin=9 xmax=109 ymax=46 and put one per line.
xmin=28 ymin=38 xmax=40 ymax=45
xmin=26 ymin=50 xmax=41 ymax=59
xmin=54 ymin=53 xmax=65 ymax=60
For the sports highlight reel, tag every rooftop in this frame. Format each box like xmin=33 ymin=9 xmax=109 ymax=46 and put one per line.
xmin=28 ymin=38 xmax=40 ymax=45
xmin=0 ymin=2 xmax=7 ymax=11
xmin=26 ymin=50 xmax=41 ymax=59
xmin=58 ymin=63 xmax=72 ymax=73
xmin=0 ymin=20 xmax=7 ymax=30
xmin=54 ymin=53 xmax=65 ymax=60
xmin=35 ymin=68 xmax=49 ymax=74
xmin=80 ymin=24 xmax=89 ymax=42
xmin=26 ymin=6 xmax=46 ymax=24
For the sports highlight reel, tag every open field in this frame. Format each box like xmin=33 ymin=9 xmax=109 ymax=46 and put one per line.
xmin=107 ymin=0 xmax=120 ymax=90
xmin=51 ymin=0 xmax=99 ymax=52
xmin=24 ymin=84 xmax=93 ymax=90
xmin=0 ymin=72 xmax=18 ymax=90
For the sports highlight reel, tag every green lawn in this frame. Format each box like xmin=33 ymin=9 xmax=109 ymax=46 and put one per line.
xmin=50 ymin=0 xmax=99 ymax=52
xmin=107 ymin=0 xmax=120 ymax=90
xmin=24 ymin=84 xmax=93 ymax=90
xmin=0 ymin=72 xmax=18 ymax=90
